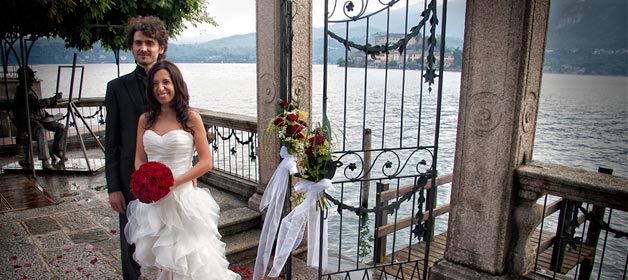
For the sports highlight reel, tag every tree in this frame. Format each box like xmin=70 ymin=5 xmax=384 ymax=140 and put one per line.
xmin=450 ymin=47 xmax=462 ymax=70
xmin=1 ymin=0 xmax=216 ymax=52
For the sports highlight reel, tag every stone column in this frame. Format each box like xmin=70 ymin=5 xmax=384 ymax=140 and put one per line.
xmin=291 ymin=0 xmax=313 ymax=117
xmin=251 ymin=0 xmax=313 ymax=211
xmin=251 ymin=0 xmax=283 ymax=210
xmin=430 ymin=0 xmax=549 ymax=278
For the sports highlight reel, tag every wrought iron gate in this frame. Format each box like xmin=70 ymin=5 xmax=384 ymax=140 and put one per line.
xmin=318 ymin=0 xmax=447 ymax=279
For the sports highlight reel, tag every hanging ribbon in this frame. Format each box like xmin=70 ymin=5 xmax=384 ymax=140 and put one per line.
xmin=252 ymin=146 xmax=298 ymax=280
xmin=268 ymin=178 xmax=331 ymax=277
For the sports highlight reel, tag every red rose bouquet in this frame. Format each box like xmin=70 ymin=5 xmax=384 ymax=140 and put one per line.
xmin=130 ymin=161 xmax=174 ymax=204
xmin=296 ymin=121 xmax=336 ymax=210
xmin=266 ymin=94 xmax=308 ymax=155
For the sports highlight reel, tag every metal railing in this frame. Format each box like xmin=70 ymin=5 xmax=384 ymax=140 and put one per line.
xmin=0 ymin=98 xmax=260 ymax=185
xmin=338 ymin=161 xmax=628 ymax=279
xmin=517 ymin=162 xmax=628 ymax=279
xmin=196 ymin=108 xmax=259 ymax=183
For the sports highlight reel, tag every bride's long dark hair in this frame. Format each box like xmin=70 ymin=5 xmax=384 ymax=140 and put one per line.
xmin=144 ymin=60 xmax=193 ymax=134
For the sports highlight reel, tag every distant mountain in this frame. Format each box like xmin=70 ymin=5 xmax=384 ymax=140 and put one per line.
xmin=543 ymin=0 xmax=627 ymax=75
xmin=12 ymin=0 xmax=627 ymax=75
xmin=171 ymin=34 xmax=220 ymax=45
xmin=168 ymin=33 xmax=256 ymax=63
xmin=312 ymin=1 xmax=466 ymax=64
xmin=546 ymin=0 xmax=627 ymax=50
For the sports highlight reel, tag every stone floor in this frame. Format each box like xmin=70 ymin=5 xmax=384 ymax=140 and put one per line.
xmin=0 ymin=151 xmax=320 ymax=280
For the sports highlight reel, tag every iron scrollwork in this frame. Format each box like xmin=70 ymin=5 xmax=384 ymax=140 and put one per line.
xmin=210 ymin=126 xmax=257 ymax=161
xmin=327 ymin=0 xmax=440 ymax=87
xmin=333 ymin=146 xmax=435 ymax=182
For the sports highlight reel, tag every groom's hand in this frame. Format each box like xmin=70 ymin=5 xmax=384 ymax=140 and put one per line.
xmin=109 ymin=191 xmax=126 ymax=214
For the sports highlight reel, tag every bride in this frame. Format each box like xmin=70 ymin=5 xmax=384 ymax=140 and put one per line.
xmin=124 ymin=60 xmax=240 ymax=280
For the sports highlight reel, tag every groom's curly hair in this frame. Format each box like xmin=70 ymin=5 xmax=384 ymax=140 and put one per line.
xmin=124 ymin=15 xmax=169 ymax=60
xmin=144 ymin=60 xmax=193 ymax=135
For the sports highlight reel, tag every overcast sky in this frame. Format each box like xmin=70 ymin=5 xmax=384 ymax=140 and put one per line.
xmin=178 ymin=0 xmax=329 ymax=39
xmin=178 ymin=1 xmax=256 ymax=38
xmin=177 ymin=0 xmax=438 ymax=40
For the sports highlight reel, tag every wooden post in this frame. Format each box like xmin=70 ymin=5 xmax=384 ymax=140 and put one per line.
xmin=578 ymin=167 xmax=612 ymax=279
xmin=550 ymin=199 xmax=576 ymax=273
xmin=373 ymin=181 xmax=389 ymax=263
xmin=361 ymin=128 xmax=371 ymax=208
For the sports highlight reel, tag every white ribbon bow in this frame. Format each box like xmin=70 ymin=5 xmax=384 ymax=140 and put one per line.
xmin=268 ymin=178 xmax=331 ymax=277
xmin=252 ymin=146 xmax=297 ymax=280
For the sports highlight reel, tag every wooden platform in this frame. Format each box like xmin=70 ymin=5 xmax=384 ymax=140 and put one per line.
xmin=0 ymin=174 xmax=56 ymax=212
xmin=378 ymin=231 xmax=595 ymax=279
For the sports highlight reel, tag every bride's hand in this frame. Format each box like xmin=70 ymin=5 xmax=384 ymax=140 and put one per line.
xmin=170 ymin=179 xmax=180 ymax=191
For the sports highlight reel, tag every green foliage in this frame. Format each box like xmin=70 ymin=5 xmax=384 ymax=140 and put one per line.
xmin=1 ymin=0 xmax=217 ymax=52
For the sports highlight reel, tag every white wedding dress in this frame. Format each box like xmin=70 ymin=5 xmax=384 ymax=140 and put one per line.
xmin=125 ymin=129 xmax=240 ymax=280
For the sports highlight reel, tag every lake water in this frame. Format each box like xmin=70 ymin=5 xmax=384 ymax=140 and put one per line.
xmin=31 ymin=63 xmax=627 ymax=277
xmin=31 ymin=63 xmax=627 ymax=177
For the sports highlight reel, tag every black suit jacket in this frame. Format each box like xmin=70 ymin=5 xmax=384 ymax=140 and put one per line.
xmin=105 ymin=66 xmax=147 ymax=203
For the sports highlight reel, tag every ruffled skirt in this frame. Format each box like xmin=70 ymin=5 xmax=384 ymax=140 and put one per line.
xmin=125 ymin=183 xmax=240 ymax=280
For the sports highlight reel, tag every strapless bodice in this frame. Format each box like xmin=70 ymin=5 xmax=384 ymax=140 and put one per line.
xmin=143 ymin=129 xmax=194 ymax=178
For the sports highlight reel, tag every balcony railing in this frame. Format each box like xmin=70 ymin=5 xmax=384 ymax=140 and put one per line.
xmin=0 ymin=98 xmax=260 ymax=192
xmin=346 ymin=161 xmax=628 ymax=279
xmin=516 ymin=161 xmax=628 ymax=279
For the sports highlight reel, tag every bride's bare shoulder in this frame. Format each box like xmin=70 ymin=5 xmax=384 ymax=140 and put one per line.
xmin=186 ymin=110 xmax=203 ymax=126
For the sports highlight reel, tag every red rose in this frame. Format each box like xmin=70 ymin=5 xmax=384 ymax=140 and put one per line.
xmin=286 ymin=124 xmax=300 ymax=135
xmin=286 ymin=113 xmax=298 ymax=122
xmin=299 ymin=120 xmax=308 ymax=127
xmin=273 ymin=117 xmax=284 ymax=126
xmin=130 ymin=162 xmax=174 ymax=204
xmin=297 ymin=132 xmax=305 ymax=139
xmin=305 ymin=146 xmax=314 ymax=156
xmin=315 ymin=134 xmax=326 ymax=145
xmin=279 ymin=100 xmax=289 ymax=108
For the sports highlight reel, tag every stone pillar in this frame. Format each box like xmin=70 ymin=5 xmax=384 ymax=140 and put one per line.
xmin=430 ymin=0 xmax=549 ymax=278
xmin=291 ymin=0 xmax=313 ymax=117
xmin=250 ymin=0 xmax=283 ymax=210
xmin=250 ymin=0 xmax=313 ymax=211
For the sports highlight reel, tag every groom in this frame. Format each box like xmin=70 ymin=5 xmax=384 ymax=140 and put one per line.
xmin=105 ymin=16 xmax=169 ymax=280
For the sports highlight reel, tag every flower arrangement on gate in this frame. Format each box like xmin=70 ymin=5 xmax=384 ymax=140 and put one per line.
xmin=266 ymin=95 xmax=308 ymax=155
xmin=295 ymin=122 xmax=335 ymax=210
xmin=130 ymin=161 xmax=174 ymax=204
xmin=255 ymin=95 xmax=335 ymax=279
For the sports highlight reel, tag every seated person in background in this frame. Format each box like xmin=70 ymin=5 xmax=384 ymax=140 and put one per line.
xmin=12 ymin=66 xmax=66 ymax=169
